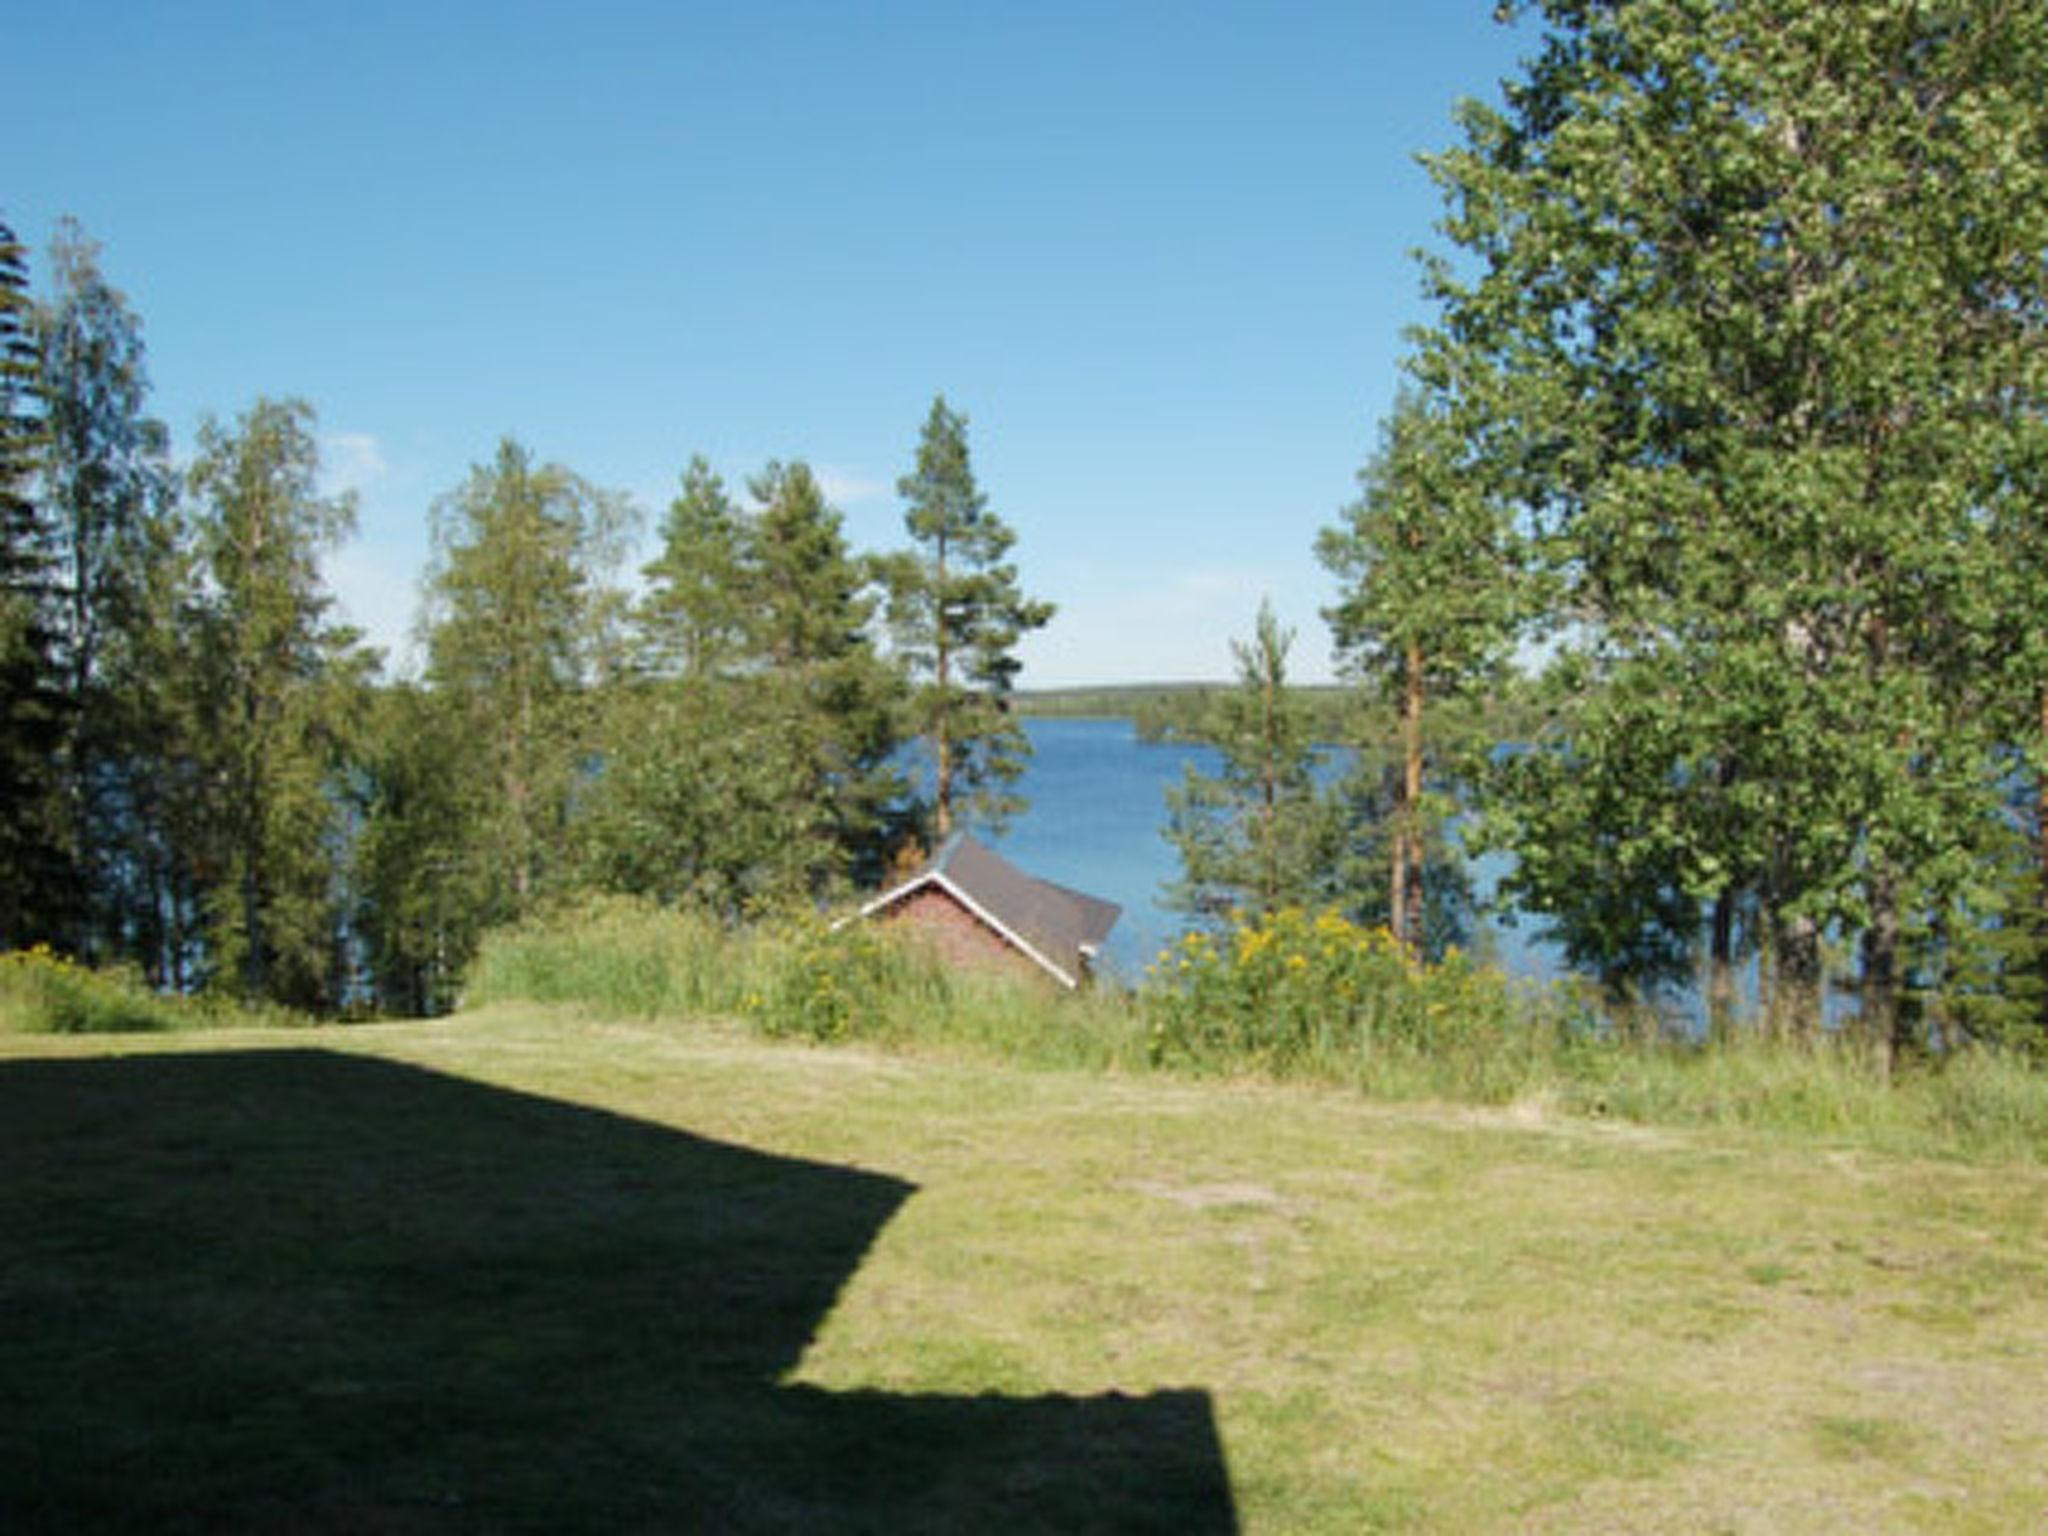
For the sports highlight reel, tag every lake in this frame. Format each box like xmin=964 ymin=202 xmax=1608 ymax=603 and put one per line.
xmin=982 ymin=717 xmax=1565 ymax=986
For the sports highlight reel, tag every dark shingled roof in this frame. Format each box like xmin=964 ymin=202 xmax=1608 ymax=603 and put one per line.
xmin=859 ymin=833 xmax=1121 ymax=988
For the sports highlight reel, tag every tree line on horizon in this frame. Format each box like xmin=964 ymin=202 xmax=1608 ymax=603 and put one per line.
xmin=0 ymin=217 xmax=1050 ymax=1013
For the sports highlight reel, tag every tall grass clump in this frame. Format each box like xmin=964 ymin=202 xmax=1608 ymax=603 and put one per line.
xmin=467 ymin=897 xmax=1150 ymax=1070
xmin=466 ymin=894 xmax=774 ymax=1019
xmin=1140 ymin=908 xmax=1567 ymax=1101
xmin=1555 ymin=1036 xmax=2048 ymax=1160
xmin=0 ymin=946 xmax=298 ymax=1035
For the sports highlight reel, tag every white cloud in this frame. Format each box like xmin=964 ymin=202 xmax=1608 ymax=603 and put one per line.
xmin=815 ymin=466 xmax=891 ymax=507
xmin=318 ymin=431 xmax=388 ymax=497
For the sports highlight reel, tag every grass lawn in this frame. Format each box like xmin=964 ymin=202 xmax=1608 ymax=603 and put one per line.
xmin=4 ymin=1006 xmax=2046 ymax=1532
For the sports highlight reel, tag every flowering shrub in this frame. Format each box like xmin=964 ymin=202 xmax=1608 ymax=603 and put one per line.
xmin=0 ymin=945 xmax=188 ymax=1034
xmin=1141 ymin=908 xmax=1532 ymax=1089
xmin=745 ymin=921 xmax=944 ymax=1043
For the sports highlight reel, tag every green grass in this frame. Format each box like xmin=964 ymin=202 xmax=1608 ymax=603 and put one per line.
xmin=5 ymin=1007 xmax=2047 ymax=1531
xmin=468 ymin=900 xmax=2048 ymax=1163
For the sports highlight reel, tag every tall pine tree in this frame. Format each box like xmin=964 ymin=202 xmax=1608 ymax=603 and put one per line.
xmin=0 ymin=210 xmax=68 ymax=947
xmin=892 ymin=396 xmax=1052 ymax=838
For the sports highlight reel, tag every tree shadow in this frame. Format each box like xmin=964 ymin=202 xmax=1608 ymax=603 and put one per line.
xmin=0 ymin=1049 xmax=1235 ymax=1532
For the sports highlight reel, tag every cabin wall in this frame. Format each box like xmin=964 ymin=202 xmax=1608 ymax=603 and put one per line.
xmin=879 ymin=887 xmax=1055 ymax=988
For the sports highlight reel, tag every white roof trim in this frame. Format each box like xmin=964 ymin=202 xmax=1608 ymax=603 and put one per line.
xmin=855 ymin=870 xmax=1079 ymax=989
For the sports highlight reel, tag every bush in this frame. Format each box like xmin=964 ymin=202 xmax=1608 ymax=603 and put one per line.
xmin=466 ymin=895 xmax=764 ymax=1019
xmin=1 ymin=946 xmax=201 ymax=1035
xmin=746 ymin=920 xmax=942 ymax=1042
xmin=1141 ymin=908 xmax=1557 ymax=1099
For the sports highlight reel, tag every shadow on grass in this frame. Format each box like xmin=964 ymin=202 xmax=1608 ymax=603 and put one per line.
xmin=0 ymin=1050 xmax=1235 ymax=1533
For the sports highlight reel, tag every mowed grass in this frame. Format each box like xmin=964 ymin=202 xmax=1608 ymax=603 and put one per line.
xmin=4 ymin=1008 xmax=2047 ymax=1532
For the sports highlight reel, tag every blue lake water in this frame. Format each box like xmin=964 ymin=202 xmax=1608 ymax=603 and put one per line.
xmin=983 ymin=717 xmax=1566 ymax=987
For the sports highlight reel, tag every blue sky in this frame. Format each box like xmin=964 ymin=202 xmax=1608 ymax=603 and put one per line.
xmin=8 ymin=1 xmax=1533 ymax=685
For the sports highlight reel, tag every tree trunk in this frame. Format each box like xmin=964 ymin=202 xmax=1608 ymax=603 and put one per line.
xmin=2037 ymin=689 xmax=2048 ymax=1042
xmin=1392 ymin=636 xmax=1424 ymax=957
xmin=1707 ymin=886 xmax=1737 ymax=1043
xmin=1773 ymin=913 xmax=1822 ymax=1041
xmin=933 ymin=533 xmax=954 ymax=839
xmin=1862 ymin=864 xmax=1903 ymax=1076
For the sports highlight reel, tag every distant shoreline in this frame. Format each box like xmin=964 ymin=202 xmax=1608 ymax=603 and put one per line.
xmin=1013 ymin=682 xmax=1349 ymax=720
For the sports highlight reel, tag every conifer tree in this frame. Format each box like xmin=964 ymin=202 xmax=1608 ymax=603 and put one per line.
xmin=638 ymin=454 xmax=747 ymax=679
xmin=745 ymin=458 xmax=909 ymax=893
xmin=0 ymin=210 xmax=68 ymax=947
xmin=1163 ymin=602 xmax=1339 ymax=925
xmin=892 ymin=395 xmax=1052 ymax=838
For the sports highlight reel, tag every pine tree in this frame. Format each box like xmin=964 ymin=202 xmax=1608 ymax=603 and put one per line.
xmin=892 ymin=395 xmax=1053 ymax=837
xmin=745 ymin=459 xmax=909 ymax=894
xmin=1163 ymin=602 xmax=1339 ymax=925
xmin=0 ymin=210 xmax=69 ymax=947
xmin=638 ymin=455 xmax=748 ymax=679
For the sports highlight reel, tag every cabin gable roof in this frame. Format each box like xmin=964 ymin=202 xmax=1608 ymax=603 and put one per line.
xmin=857 ymin=833 xmax=1120 ymax=988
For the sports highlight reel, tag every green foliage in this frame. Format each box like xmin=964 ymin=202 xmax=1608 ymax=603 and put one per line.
xmin=1163 ymin=602 xmax=1344 ymax=924
xmin=465 ymin=899 xmax=2048 ymax=1156
xmin=1320 ymin=389 xmax=1517 ymax=955
xmin=637 ymin=455 xmax=748 ymax=679
xmin=748 ymin=921 xmax=940 ymax=1043
xmin=421 ymin=437 xmax=633 ymax=918
xmin=739 ymin=459 xmax=910 ymax=892
xmin=33 ymin=218 xmax=183 ymax=965
xmin=186 ymin=397 xmax=371 ymax=1009
xmin=0 ymin=945 xmax=178 ymax=1033
xmin=0 ymin=945 xmax=300 ymax=1034
xmin=350 ymin=682 xmax=493 ymax=1015
xmin=1418 ymin=0 xmax=2048 ymax=1042
xmin=468 ymin=900 xmax=1147 ymax=1069
xmin=890 ymin=394 xmax=1053 ymax=836
xmin=465 ymin=893 xmax=760 ymax=1020
xmin=579 ymin=674 xmax=867 ymax=916
xmin=1141 ymin=907 xmax=1546 ymax=1099
xmin=0 ymin=210 xmax=71 ymax=949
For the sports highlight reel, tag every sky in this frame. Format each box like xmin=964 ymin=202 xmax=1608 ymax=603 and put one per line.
xmin=7 ymin=1 xmax=1535 ymax=686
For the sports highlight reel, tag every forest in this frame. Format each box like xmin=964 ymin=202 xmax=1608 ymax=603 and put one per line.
xmin=5 ymin=2 xmax=2048 ymax=1070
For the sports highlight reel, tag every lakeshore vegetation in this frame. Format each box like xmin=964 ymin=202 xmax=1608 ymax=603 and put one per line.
xmin=5 ymin=4 xmax=2048 ymax=1080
